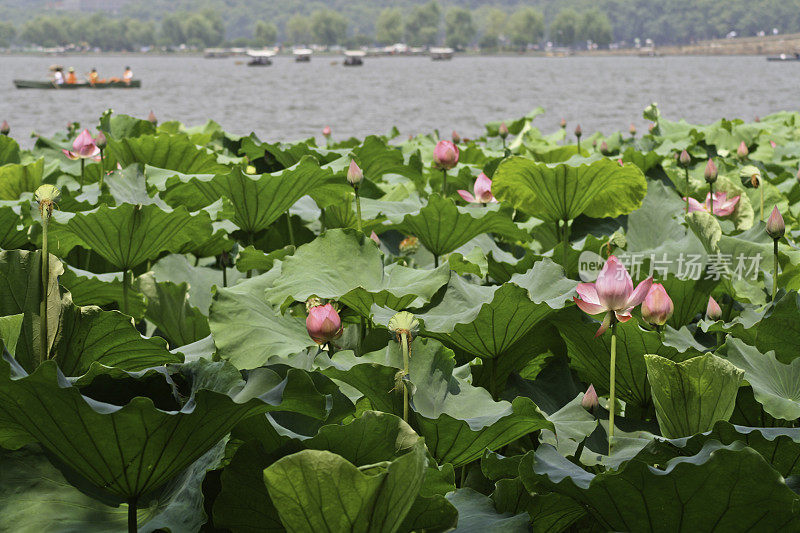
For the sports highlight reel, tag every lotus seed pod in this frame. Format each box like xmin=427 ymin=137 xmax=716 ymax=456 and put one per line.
xmin=388 ymin=311 xmax=419 ymax=336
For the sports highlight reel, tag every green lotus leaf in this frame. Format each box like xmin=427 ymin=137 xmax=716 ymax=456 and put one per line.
xmin=351 ymin=135 xmax=423 ymax=182
xmin=266 ymin=228 xmax=451 ymax=316
xmin=134 ymin=273 xmax=210 ymax=349
xmin=532 ymin=145 xmax=589 ymax=163
xmin=556 ymin=312 xmax=691 ymax=409
xmin=0 ymin=200 xmax=28 ymax=249
xmin=645 ymin=353 xmax=743 ymax=438
xmin=109 ymin=133 xmax=229 ymax=174
xmin=0 ymin=158 xmax=43 ymax=200
xmin=0 ymin=356 xmax=329 ymax=500
xmin=58 ymin=203 xmax=213 ymax=271
xmin=103 ymin=164 xmax=169 ymax=208
xmin=538 ymin=393 xmax=598 ymax=457
xmin=209 ymin=271 xmax=317 ymax=370
xmin=151 ymin=254 xmax=243 ymax=315
xmin=263 ymin=441 xmax=427 ymax=533
xmin=445 ymin=488 xmax=530 ymax=532
xmin=402 ymin=259 xmax=576 ymax=360
xmin=485 ymin=107 xmax=545 ymax=137
xmin=235 ymin=244 xmax=295 ymax=273
xmin=527 ymin=492 xmax=587 ymax=533
xmin=99 ymin=113 xmax=157 ymax=140
xmin=521 ymin=441 xmax=800 ymax=531
xmin=0 ymin=135 xmax=21 ymax=165
xmin=492 ymin=156 xmax=647 ymax=222
xmin=160 ymin=157 xmax=334 ymax=234
xmin=394 ymin=194 xmax=531 ymax=258
xmin=60 ymin=266 xmax=147 ymax=318
xmin=621 ymin=147 xmax=663 ymax=173
xmin=721 ymin=336 xmax=800 ymax=420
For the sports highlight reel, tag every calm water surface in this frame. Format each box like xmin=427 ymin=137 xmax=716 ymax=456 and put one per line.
xmin=0 ymin=54 xmax=797 ymax=144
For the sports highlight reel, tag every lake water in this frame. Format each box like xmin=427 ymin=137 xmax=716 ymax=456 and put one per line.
xmin=0 ymin=54 xmax=798 ymax=144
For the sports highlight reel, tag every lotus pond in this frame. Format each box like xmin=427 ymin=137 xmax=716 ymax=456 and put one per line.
xmin=1 ymin=106 xmax=800 ymax=532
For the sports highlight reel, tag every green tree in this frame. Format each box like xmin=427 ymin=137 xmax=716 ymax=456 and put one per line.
xmin=375 ymin=7 xmax=403 ymax=45
xmin=477 ymin=8 xmax=507 ymax=50
xmin=286 ymin=14 xmax=311 ymax=45
xmin=254 ymin=20 xmax=277 ymax=46
xmin=21 ymin=16 xmax=69 ymax=47
xmin=310 ymin=9 xmax=348 ymax=46
xmin=0 ymin=21 xmax=16 ymax=47
xmin=160 ymin=13 xmax=185 ymax=46
xmin=405 ymin=0 xmax=441 ymax=46
xmin=445 ymin=7 xmax=475 ymax=49
xmin=578 ymin=9 xmax=613 ymax=46
xmin=184 ymin=12 xmax=223 ymax=47
xmin=507 ymin=7 xmax=544 ymax=49
xmin=550 ymin=9 xmax=581 ymax=46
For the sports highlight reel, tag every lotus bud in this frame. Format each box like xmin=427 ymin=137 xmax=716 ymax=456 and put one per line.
xmin=704 ymin=158 xmax=717 ymax=184
xmin=600 ymin=141 xmax=609 ymax=154
xmin=433 ymin=140 xmax=459 ymax=170
xmin=452 ymin=130 xmax=461 ymax=144
xmin=305 ymin=302 xmax=343 ymax=345
xmin=370 ymin=231 xmax=381 ymax=244
xmin=581 ymin=384 xmax=598 ymax=411
xmin=322 ymin=125 xmax=331 ymax=138
xmin=629 ymin=123 xmax=637 ymax=136
xmin=346 ymin=159 xmax=363 ymax=187
xmin=641 ymin=284 xmax=674 ymax=326
xmin=147 ymin=110 xmax=157 ymax=125
xmin=592 ymin=139 xmax=597 ymax=148
xmin=679 ymin=149 xmax=691 ymax=167
xmin=706 ymin=296 xmax=722 ymax=321
xmin=574 ymin=124 xmax=582 ymax=138
xmin=770 ymin=140 xmax=777 ymax=148
xmin=755 ymin=116 xmax=761 ymax=122
xmin=766 ymin=206 xmax=785 ymax=240
xmin=399 ymin=236 xmax=419 ymax=254
xmin=648 ymin=123 xmax=655 ymax=133
xmin=737 ymin=141 xmax=749 ymax=159
xmin=94 ymin=130 xmax=107 ymax=149
xmin=0 ymin=120 xmax=9 ymax=136
xmin=560 ymin=118 xmax=567 ymax=129
xmin=739 ymin=165 xmax=760 ymax=188
xmin=34 ymin=184 xmax=61 ymax=220
xmin=499 ymin=122 xmax=509 ymax=139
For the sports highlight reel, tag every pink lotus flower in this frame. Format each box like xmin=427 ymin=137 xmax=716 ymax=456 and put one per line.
xmin=0 ymin=120 xmax=9 ymax=135
xmin=574 ymin=255 xmax=653 ymax=336
xmin=766 ymin=206 xmax=785 ymax=239
xmin=62 ymin=129 xmax=100 ymax=160
xmin=433 ymin=140 xmax=459 ymax=170
xmin=641 ymin=284 xmax=674 ymax=326
xmin=581 ymin=384 xmax=598 ymax=410
xmin=306 ymin=303 xmax=343 ymax=345
xmin=457 ymin=173 xmax=496 ymax=204
xmin=370 ymin=231 xmax=381 ymax=244
xmin=737 ymin=141 xmax=749 ymax=158
xmin=452 ymin=130 xmax=461 ymax=143
xmin=770 ymin=140 xmax=777 ymax=148
xmin=706 ymin=296 xmax=722 ymax=320
xmin=346 ymin=160 xmax=363 ymax=186
xmin=322 ymin=126 xmax=331 ymax=137
xmin=683 ymin=191 xmax=739 ymax=216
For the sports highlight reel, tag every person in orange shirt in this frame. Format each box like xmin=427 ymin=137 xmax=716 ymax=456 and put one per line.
xmin=88 ymin=68 xmax=99 ymax=85
xmin=66 ymin=67 xmax=77 ymax=84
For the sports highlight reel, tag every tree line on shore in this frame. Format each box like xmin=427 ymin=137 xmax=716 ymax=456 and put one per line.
xmin=2 ymin=0 xmax=800 ymax=51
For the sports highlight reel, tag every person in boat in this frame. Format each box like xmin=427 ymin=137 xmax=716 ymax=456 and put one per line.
xmin=53 ymin=67 xmax=65 ymax=86
xmin=66 ymin=67 xmax=78 ymax=84
xmin=88 ymin=68 xmax=99 ymax=85
xmin=123 ymin=66 xmax=133 ymax=85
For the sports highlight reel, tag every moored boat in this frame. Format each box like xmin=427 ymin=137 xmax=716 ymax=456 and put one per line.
xmin=14 ymin=79 xmax=142 ymax=89
xmin=343 ymin=50 xmax=365 ymax=66
xmin=767 ymin=53 xmax=800 ymax=61
xmin=430 ymin=47 xmax=454 ymax=60
xmin=247 ymin=49 xmax=276 ymax=66
xmin=293 ymin=48 xmax=312 ymax=62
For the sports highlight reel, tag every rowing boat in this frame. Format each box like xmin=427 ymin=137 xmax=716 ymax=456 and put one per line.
xmin=13 ymin=80 xmax=142 ymax=89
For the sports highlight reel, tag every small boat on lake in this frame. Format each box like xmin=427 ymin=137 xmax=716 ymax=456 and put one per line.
xmin=14 ymin=79 xmax=141 ymax=89
xmin=767 ymin=53 xmax=800 ymax=61
xmin=343 ymin=50 xmax=365 ymax=66
xmin=430 ymin=47 xmax=454 ymax=60
xmin=294 ymin=48 xmax=312 ymax=62
xmin=247 ymin=49 xmax=276 ymax=66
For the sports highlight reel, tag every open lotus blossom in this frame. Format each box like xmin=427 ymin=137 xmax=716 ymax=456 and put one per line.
xmin=62 ymin=129 xmax=100 ymax=160
xmin=683 ymin=191 xmax=739 ymax=216
xmin=641 ymin=284 xmax=674 ymax=326
xmin=306 ymin=303 xmax=343 ymax=345
xmin=458 ymin=173 xmax=497 ymax=204
xmin=433 ymin=140 xmax=459 ymax=170
xmin=574 ymin=255 xmax=653 ymax=336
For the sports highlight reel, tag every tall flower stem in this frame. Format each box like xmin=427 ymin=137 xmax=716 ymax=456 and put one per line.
xmin=441 ymin=169 xmax=448 ymax=196
xmin=40 ymin=214 xmax=50 ymax=360
xmin=562 ymin=219 xmax=571 ymax=267
xmin=98 ymin=148 xmax=105 ymax=188
xmin=709 ymin=182 xmax=714 ymax=215
xmin=80 ymin=158 xmax=85 ymax=192
xmin=354 ymin=188 xmax=363 ymax=233
xmin=128 ymin=497 xmax=138 ymax=533
xmin=773 ymin=239 xmax=779 ymax=301
xmin=401 ymin=331 xmax=410 ymax=423
xmin=122 ymin=269 xmax=130 ymax=315
xmin=760 ymin=187 xmax=764 ymax=221
xmin=684 ymin=167 xmax=690 ymax=214
xmin=577 ymin=138 xmax=581 ymax=154
xmin=608 ymin=319 xmax=618 ymax=455
xmin=285 ymin=212 xmax=295 ymax=246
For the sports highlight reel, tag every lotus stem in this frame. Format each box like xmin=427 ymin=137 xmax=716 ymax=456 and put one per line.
xmin=709 ymin=183 xmax=714 ymax=215
xmin=354 ymin=188 xmax=363 ymax=233
xmin=441 ymin=169 xmax=448 ymax=195
xmin=502 ymin=138 xmax=506 ymax=151
xmin=98 ymin=148 xmax=105 ymax=188
xmin=40 ymin=216 xmax=49 ymax=360
xmin=773 ymin=239 xmax=779 ymax=301
xmin=577 ymin=138 xmax=581 ymax=154
xmin=220 ymin=252 xmax=228 ymax=288
xmin=328 ymin=340 xmax=336 ymax=357
xmin=684 ymin=168 xmax=690 ymax=214
xmin=562 ymin=219 xmax=571 ymax=268
xmin=433 ymin=254 xmax=439 ymax=268
xmin=401 ymin=330 xmax=410 ymax=423
xmin=122 ymin=269 xmax=130 ymax=315
xmin=285 ymin=211 xmax=295 ymax=246
xmin=760 ymin=187 xmax=764 ymax=221
xmin=608 ymin=320 xmax=618 ymax=455
xmin=80 ymin=158 xmax=85 ymax=192
xmin=128 ymin=497 xmax=138 ymax=533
